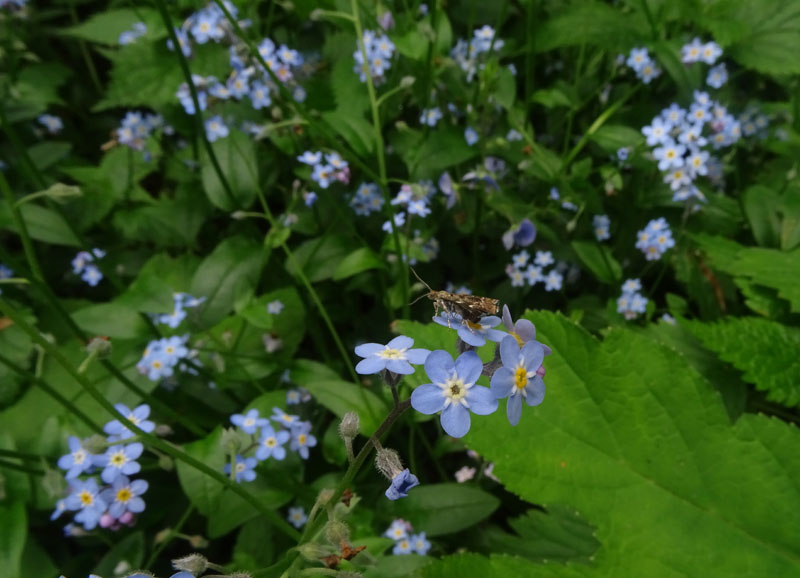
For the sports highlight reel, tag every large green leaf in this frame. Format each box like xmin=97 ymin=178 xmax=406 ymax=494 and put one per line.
xmin=387 ymin=484 xmax=500 ymax=537
xmin=423 ymin=552 xmax=583 ymax=578
xmin=71 ymin=302 xmax=150 ymax=339
xmin=682 ymin=317 xmax=800 ymax=408
xmin=0 ymin=502 xmax=26 ymax=578
xmin=535 ymin=2 xmax=648 ymax=52
xmin=191 ymin=236 xmax=265 ymax=328
xmin=423 ymin=312 xmax=800 ymax=577
xmin=285 ymin=234 xmax=359 ymax=283
xmin=701 ymin=0 xmax=800 ymax=75
xmin=0 ymin=201 xmax=81 ymax=247
xmin=201 ymin=129 xmax=261 ymax=211
xmin=409 ymin=127 xmax=477 ymax=179
xmin=571 ymin=241 xmax=622 ymax=284
xmin=61 ymin=8 xmax=164 ymax=45
xmin=176 ymin=427 xmax=226 ymax=515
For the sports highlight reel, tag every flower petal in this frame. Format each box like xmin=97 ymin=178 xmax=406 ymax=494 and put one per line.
xmin=440 ymin=404 xmax=470 ymax=438
xmin=514 ymin=319 xmax=536 ymax=342
xmin=457 ymin=325 xmax=487 ymax=347
xmin=386 ymin=335 xmax=414 ymax=350
xmin=405 ymin=348 xmax=431 ymax=364
xmin=354 ymin=342 xmax=384 ymax=358
xmin=506 ymin=392 xmax=523 ymax=425
xmin=480 ymin=315 xmax=501 ymax=328
xmin=466 ymin=385 xmax=499 ymax=415
xmin=490 ymin=367 xmax=514 ymax=399
xmin=411 ymin=384 xmax=447 ymax=414
xmin=355 ymin=356 xmax=386 ymax=375
xmin=524 ymin=376 xmax=546 ymax=406
xmin=485 ymin=328 xmax=509 ymax=343
xmin=499 ymin=335 xmax=521 ymax=367
xmin=386 ymin=359 xmax=415 ymax=374
xmin=521 ymin=341 xmax=545 ymax=371
xmin=454 ymin=351 xmax=482 ymax=385
xmin=502 ymin=304 xmax=514 ymax=332
xmin=424 ymin=350 xmax=454 ymax=385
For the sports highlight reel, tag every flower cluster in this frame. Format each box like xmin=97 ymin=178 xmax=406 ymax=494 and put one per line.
xmin=451 ymin=25 xmax=504 ymax=82
xmin=505 ymin=249 xmax=563 ymax=291
xmin=116 ymin=111 xmax=168 ymax=152
xmin=384 ymin=519 xmax=431 ymax=555
xmin=172 ymin=1 xmax=240 ymax=50
xmin=593 ymin=214 xmax=611 ymax=241
xmin=624 ymin=47 xmax=661 ymax=84
xmin=680 ymin=38 xmax=722 ymax=66
xmin=136 ymin=335 xmax=197 ymax=382
xmin=616 ymin=278 xmax=648 ymax=320
xmin=635 ymin=217 xmax=675 ymax=261
xmin=298 ymin=150 xmax=350 ymax=190
xmin=71 ymin=249 xmax=105 ymax=287
xmin=390 ymin=182 xmax=435 ymax=220
xmin=53 ymin=404 xmax=153 ymax=533
xmin=154 ymin=292 xmax=206 ymax=328
xmin=224 ymin=407 xmax=317 ymax=483
xmin=350 ymin=181 xmax=384 ymax=216
xmin=118 ymin=22 xmax=147 ymax=45
xmin=353 ymin=29 xmax=396 ymax=83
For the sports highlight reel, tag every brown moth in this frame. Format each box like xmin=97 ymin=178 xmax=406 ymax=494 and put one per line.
xmin=410 ymin=268 xmax=499 ymax=324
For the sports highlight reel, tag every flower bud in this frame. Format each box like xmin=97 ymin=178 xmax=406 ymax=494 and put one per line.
xmin=83 ymin=434 xmax=108 ymax=454
xmin=221 ymin=427 xmax=242 ymax=454
xmin=296 ymin=542 xmax=332 ymax=562
xmin=338 ymin=412 xmax=360 ymax=440
xmin=316 ymin=488 xmax=335 ymax=507
xmin=400 ymin=76 xmax=416 ymax=88
xmin=172 ymin=553 xmax=209 ymax=575
xmin=375 ymin=448 xmax=403 ymax=480
xmin=188 ymin=534 xmax=209 ymax=548
xmin=85 ymin=336 xmax=112 ymax=358
xmin=324 ymin=520 xmax=351 ymax=546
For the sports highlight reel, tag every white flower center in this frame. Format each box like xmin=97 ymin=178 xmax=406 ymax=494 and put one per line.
xmin=378 ymin=347 xmax=406 ymax=360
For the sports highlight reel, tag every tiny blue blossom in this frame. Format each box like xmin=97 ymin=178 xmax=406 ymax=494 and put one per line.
xmin=231 ymin=408 xmax=268 ymax=434
xmin=386 ymin=468 xmax=420 ymax=500
xmin=255 ymin=424 xmax=290 ymax=461
xmin=354 ymin=335 xmax=430 ymax=375
xmin=433 ymin=313 xmax=506 ymax=347
xmin=288 ymin=506 xmax=307 ymax=528
xmin=410 ymin=350 xmax=498 ymax=438
xmin=384 ymin=519 xmax=410 ymax=541
xmin=490 ymin=336 xmax=546 ymax=425
xmin=593 ymin=214 xmax=610 ymax=241
xmin=101 ymin=475 xmax=148 ymax=518
xmin=205 ymin=116 xmax=229 ymax=142
xmin=93 ymin=443 xmax=143 ymax=484
xmin=393 ymin=537 xmax=413 ymax=554
xmin=411 ymin=532 xmax=431 ymax=555
xmin=272 ymin=407 xmax=299 ymax=428
xmin=289 ymin=421 xmax=317 ymax=460
xmin=104 ymin=403 xmax=155 ymax=441
xmin=464 ymin=126 xmax=478 ymax=145
xmin=420 ymin=107 xmax=443 ymax=127
xmin=57 ymin=437 xmax=93 ymax=479
xmin=225 ymin=455 xmax=258 ymax=483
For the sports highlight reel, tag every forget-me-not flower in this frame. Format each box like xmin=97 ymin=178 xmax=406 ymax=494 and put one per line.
xmin=231 ymin=408 xmax=268 ymax=434
xmin=225 ymin=455 xmax=258 ymax=482
xmin=354 ymin=335 xmax=430 ymax=375
xmin=255 ymin=424 xmax=290 ymax=461
xmin=490 ymin=336 xmax=546 ymax=425
xmin=93 ymin=443 xmax=143 ymax=483
xmin=57 ymin=437 xmax=94 ymax=479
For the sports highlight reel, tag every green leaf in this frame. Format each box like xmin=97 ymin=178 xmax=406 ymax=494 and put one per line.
xmin=301 ymin=377 xmax=389 ymax=436
xmin=492 ymin=67 xmax=516 ymax=109
xmin=0 ymin=201 xmax=81 ymax=246
xmin=535 ymin=2 xmax=648 ymax=52
xmin=71 ymin=302 xmax=149 ymax=339
xmin=423 ymin=553 xmax=581 ymax=578
xmin=392 ymin=27 xmax=429 ymax=60
xmin=202 ymin=130 xmax=260 ymax=211
xmin=462 ymin=311 xmax=800 ymax=577
xmin=682 ymin=317 xmax=800 ymax=408
xmin=207 ymin=474 xmax=292 ymax=538
xmin=743 ymin=185 xmax=782 ymax=247
xmin=482 ymin=504 xmax=601 ymax=564
xmin=333 ymin=247 xmax=387 ymax=280
xmin=388 ymin=484 xmax=499 ymax=537
xmin=701 ymin=0 xmax=800 ymax=75
xmin=191 ymin=236 xmax=265 ymax=328
xmin=589 ymin=124 xmax=644 ymax=153
xmin=364 ymin=554 xmax=434 ymax=578
xmin=116 ymin=255 xmax=184 ymax=314
xmin=28 ymin=141 xmax=72 ymax=171
xmin=321 ymin=110 xmax=375 ymax=158
xmin=0 ymin=502 xmax=26 ymax=578
xmin=176 ymin=427 xmax=226 ymax=515
xmin=409 ymin=127 xmax=477 ymax=179
xmin=285 ymin=234 xmax=358 ymax=283
xmin=780 ymin=185 xmax=800 ymax=250
xmin=61 ymin=8 xmax=163 ymax=45
xmin=571 ymin=241 xmax=622 ymax=283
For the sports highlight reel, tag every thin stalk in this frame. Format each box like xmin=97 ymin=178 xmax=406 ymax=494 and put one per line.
xmin=154 ymin=0 xmax=239 ymax=209
xmin=0 ymin=448 xmax=44 ymax=460
xmin=67 ymin=0 xmax=103 ymax=93
xmin=143 ymin=504 xmax=196 ymax=570
xmin=0 ymin=459 xmax=44 ymax=476
xmin=0 ymin=299 xmax=301 ymax=541
xmin=350 ymin=0 xmax=409 ymax=318
xmin=0 ymin=171 xmax=44 ymax=280
xmin=0 ymin=106 xmax=47 ymax=189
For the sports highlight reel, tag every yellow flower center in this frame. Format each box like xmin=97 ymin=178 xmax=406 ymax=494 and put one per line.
xmin=444 ymin=377 xmax=467 ymax=402
xmin=116 ymin=488 xmax=132 ymax=503
xmin=379 ymin=347 xmax=405 ymax=359
xmin=110 ymin=451 xmax=126 ymax=466
xmin=510 ymin=331 xmax=524 ymax=347
xmin=514 ymin=366 xmax=528 ymax=391
xmin=298 ymin=434 xmax=307 ymax=445
xmin=79 ymin=491 xmax=93 ymax=506
xmin=265 ymin=438 xmax=276 ymax=447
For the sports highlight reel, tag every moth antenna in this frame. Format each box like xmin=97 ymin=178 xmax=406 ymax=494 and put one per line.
xmin=409 ymin=266 xmax=433 ymax=293
xmin=408 ymin=293 xmax=429 ymax=307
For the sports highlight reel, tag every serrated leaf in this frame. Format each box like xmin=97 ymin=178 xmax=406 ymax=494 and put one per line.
xmin=201 ymin=129 xmax=260 ymax=211
xmin=423 ymin=552 xmax=583 ymax=578
xmin=387 ymin=484 xmax=499 ymax=537
xmin=459 ymin=311 xmax=800 ymax=577
xmin=682 ymin=317 xmax=800 ymax=407
xmin=743 ymin=185 xmax=782 ymax=247
xmin=535 ymin=2 xmax=648 ymax=52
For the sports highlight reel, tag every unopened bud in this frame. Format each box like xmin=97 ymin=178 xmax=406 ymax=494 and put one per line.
xmin=310 ymin=8 xmax=324 ymax=20
xmin=221 ymin=427 xmax=242 ymax=454
xmin=85 ymin=336 xmax=112 ymax=358
xmin=188 ymin=534 xmax=209 ymax=548
xmin=338 ymin=412 xmax=360 ymax=440
xmin=154 ymin=424 xmax=173 ymax=437
xmin=317 ymin=488 xmax=335 ymax=507
xmin=83 ymin=434 xmax=107 ymax=454
xmin=324 ymin=520 xmax=350 ymax=546
xmin=155 ymin=528 xmax=171 ymax=544
xmin=158 ymin=454 xmax=174 ymax=471
xmin=42 ymin=467 xmax=66 ymax=499
xmin=296 ymin=542 xmax=331 ymax=562
xmin=375 ymin=448 xmax=403 ymax=480
xmin=172 ymin=553 xmax=209 ymax=575
xmin=400 ymin=76 xmax=416 ymax=88
xmin=231 ymin=210 xmax=248 ymax=220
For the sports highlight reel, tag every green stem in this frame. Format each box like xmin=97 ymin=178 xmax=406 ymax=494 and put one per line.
xmin=0 ymin=106 xmax=47 ymax=189
xmin=0 ymin=458 xmax=44 ymax=476
xmin=350 ymin=0 xmax=409 ymax=319
xmin=143 ymin=504 xmax=196 ymax=570
xmin=0 ymin=448 xmax=44 ymax=460
xmin=0 ymin=299 xmax=301 ymax=541
xmin=67 ymin=0 xmax=103 ymax=93
xmin=0 ymin=171 xmax=44 ymax=281
xmin=154 ymin=0 xmax=239 ymax=210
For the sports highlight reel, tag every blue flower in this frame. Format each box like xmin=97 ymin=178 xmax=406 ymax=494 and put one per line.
xmin=393 ymin=537 xmax=413 ymax=554
xmin=231 ymin=408 xmax=268 ymax=434
xmin=297 ymin=150 xmax=322 ymax=165
xmin=501 ymin=218 xmax=537 ymax=250
xmin=205 ymin=116 xmax=229 ymax=142
xmin=354 ymin=335 xmax=430 ymax=375
xmin=287 ymin=506 xmax=307 ymax=528
xmin=65 ymin=478 xmax=107 ymax=528
xmin=593 ymin=214 xmax=611 ymax=241
xmin=93 ymin=442 xmax=143 ymax=483
xmin=490 ymin=336 xmax=546 ymax=425
xmin=534 ymin=251 xmax=554 ymax=267
xmin=38 ymin=114 xmax=63 ymax=134
xmin=501 ymin=305 xmax=552 ymax=354
xmin=104 ymin=403 xmax=155 ymax=441
xmin=411 ymin=532 xmax=431 ymax=555
xmin=385 ymin=468 xmax=420 ymax=500
xmin=410 ymin=350 xmax=498 ymax=438
xmin=57 ymin=436 xmax=93 ymax=479
xmin=544 ymin=270 xmax=563 ymax=292
xmin=432 ymin=314 xmax=506 ymax=347
xmin=420 ymin=107 xmax=442 ymax=127
xmin=267 ymin=299 xmax=284 ymax=314
xmin=255 ymin=424 xmax=290 ymax=461
xmin=249 ymin=80 xmax=271 ymax=109
xmin=464 ymin=126 xmax=478 ymax=146
xmin=289 ymin=421 xmax=317 ymax=459
xmin=50 ymin=499 xmax=67 ymax=521
xmin=384 ymin=519 xmax=410 ymax=540
xmin=311 ymin=163 xmax=335 ymax=189
xmin=101 ymin=475 xmax=148 ymax=518
xmin=707 ymin=63 xmax=728 ymax=89
xmin=225 ymin=455 xmax=258 ymax=482
xmin=81 ymin=265 xmax=103 ymax=287
xmin=272 ymin=407 xmax=299 ymax=427
xmin=167 ymin=27 xmax=192 ymax=57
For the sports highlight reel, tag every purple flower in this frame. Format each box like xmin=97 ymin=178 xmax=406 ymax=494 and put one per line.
xmin=354 ymin=335 xmax=430 ymax=375
xmin=385 ymin=468 xmax=420 ymax=500
xmin=433 ymin=314 xmax=507 ymax=347
xmin=410 ymin=350 xmax=498 ymax=438
xmin=490 ymin=336 xmax=546 ymax=425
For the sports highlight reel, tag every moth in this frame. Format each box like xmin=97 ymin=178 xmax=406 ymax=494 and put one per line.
xmin=410 ymin=268 xmax=499 ymax=324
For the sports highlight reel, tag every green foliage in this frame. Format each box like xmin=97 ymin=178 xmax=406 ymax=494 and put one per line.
xmin=0 ymin=502 xmax=26 ymax=578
